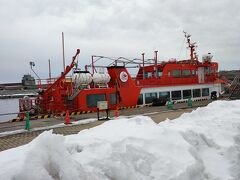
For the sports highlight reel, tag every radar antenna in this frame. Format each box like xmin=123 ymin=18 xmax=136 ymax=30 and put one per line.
xmin=183 ymin=31 xmax=198 ymax=62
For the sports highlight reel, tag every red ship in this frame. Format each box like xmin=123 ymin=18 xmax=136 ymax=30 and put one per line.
xmin=19 ymin=32 xmax=223 ymax=116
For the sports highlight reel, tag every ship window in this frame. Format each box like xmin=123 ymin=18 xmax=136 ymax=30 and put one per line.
xmin=168 ymin=71 xmax=171 ymax=76
xmin=204 ymin=67 xmax=210 ymax=75
xmin=202 ymin=88 xmax=209 ymax=96
xmin=158 ymin=70 xmax=163 ymax=77
xmin=145 ymin=92 xmax=157 ymax=104
xmin=87 ymin=94 xmax=106 ymax=107
xmin=110 ymin=93 xmax=116 ymax=105
xmin=148 ymin=72 xmax=152 ymax=78
xmin=193 ymin=89 xmax=201 ymax=98
xmin=144 ymin=72 xmax=148 ymax=78
xmin=183 ymin=89 xmax=192 ymax=99
xmin=171 ymin=90 xmax=182 ymax=100
xmin=210 ymin=68 xmax=214 ymax=74
xmin=192 ymin=70 xmax=196 ymax=75
xmin=137 ymin=94 xmax=143 ymax=105
xmin=159 ymin=91 xmax=170 ymax=100
xmin=182 ymin=70 xmax=191 ymax=76
xmin=172 ymin=70 xmax=181 ymax=77
xmin=145 ymin=72 xmax=152 ymax=78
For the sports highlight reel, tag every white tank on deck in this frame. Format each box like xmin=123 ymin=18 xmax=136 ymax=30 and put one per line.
xmin=92 ymin=73 xmax=111 ymax=84
xmin=73 ymin=71 xmax=92 ymax=85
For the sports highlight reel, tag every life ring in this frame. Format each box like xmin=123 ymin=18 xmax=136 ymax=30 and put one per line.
xmin=23 ymin=96 xmax=32 ymax=111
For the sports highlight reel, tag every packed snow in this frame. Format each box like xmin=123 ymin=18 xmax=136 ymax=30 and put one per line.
xmin=0 ymin=100 xmax=240 ymax=180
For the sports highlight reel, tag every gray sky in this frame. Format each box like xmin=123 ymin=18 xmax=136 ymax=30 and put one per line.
xmin=0 ymin=0 xmax=239 ymax=83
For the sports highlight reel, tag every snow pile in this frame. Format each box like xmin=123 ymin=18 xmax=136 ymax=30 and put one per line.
xmin=0 ymin=100 xmax=240 ymax=180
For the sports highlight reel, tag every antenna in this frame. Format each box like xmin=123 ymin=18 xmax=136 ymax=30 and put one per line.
xmin=48 ymin=59 xmax=51 ymax=82
xmin=183 ymin=31 xmax=198 ymax=62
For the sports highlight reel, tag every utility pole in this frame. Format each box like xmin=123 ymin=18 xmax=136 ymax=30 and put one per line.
xmin=142 ymin=53 xmax=145 ymax=79
xmin=48 ymin=59 xmax=51 ymax=82
xmin=154 ymin=50 xmax=158 ymax=78
xmin=62 ymin=32 xmax=66 ymax=72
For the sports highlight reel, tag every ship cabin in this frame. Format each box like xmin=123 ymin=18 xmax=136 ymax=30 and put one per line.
xmin=135 ymin=59 xmax=220 ymax=105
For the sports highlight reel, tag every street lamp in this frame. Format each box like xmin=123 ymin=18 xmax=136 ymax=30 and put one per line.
xmin=29 ymin=61 xmax=42 ymax=88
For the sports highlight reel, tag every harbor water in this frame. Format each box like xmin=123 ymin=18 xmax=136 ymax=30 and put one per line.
xmin=0 ymin=99 xmax=19 ymax=123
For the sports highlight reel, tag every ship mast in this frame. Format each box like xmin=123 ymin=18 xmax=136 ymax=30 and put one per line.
xmin=183 ymin=31 xmax=198 ymax=62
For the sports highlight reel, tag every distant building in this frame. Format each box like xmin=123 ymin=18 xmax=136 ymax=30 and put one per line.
xmin=22 ymin=74 xmax=36 ymax=88
xmin=219 ymin=70 xmax=240 ymax=81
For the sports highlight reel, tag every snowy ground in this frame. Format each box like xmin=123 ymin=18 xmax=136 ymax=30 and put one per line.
xmin=0 ymin=100 xmax=240 ymax=180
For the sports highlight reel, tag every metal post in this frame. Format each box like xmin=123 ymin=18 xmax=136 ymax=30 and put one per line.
xmin=48 ymin=59 xmax=51 ymax=83
xmin=92 ymin=55 xmax=94 ymax=74
xmin=142 ymin=53 xmax=145 ymax=79
xmin=30 ymin=61 xmax=42 ymax=89
xmin=25 ymin=112 xmax=30 ymax=131
xmin=106 ymin=109 xmax=110 ymax=120
xmin=188 ymin=98 xmax=193 ymax=108
xmin=167 ymin=100 xmax=173 ymax=110
xmin=62 ymin=32 xmax=66 ymax=72
xmin=97 ymin=108 xmax=100 ymax=120
xmin=154 ymin=50 xmax=158 ymax=78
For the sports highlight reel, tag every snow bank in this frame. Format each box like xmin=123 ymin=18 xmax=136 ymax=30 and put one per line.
xmin=0 ymin=100 xmax=240 ymax=180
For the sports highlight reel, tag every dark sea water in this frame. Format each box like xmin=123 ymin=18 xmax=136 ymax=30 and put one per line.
xmin=0 ymin=98 xmax=19 ymax=123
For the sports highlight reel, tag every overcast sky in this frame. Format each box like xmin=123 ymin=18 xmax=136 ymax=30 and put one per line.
xmin=0 ymin=0 xmax=239 ymax=83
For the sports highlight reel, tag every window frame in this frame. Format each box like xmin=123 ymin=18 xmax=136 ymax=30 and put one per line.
xmin=193 ymin=89 xmax=201 ymax=98
xmin=172 ymin=70 xmax=181 ymax=78
xmin=182 ymin=70 xmax=191 ymax=77
xmin=86 ymin=94 xmax=106 ymax=108
xmin=159 ymin=91 xmax=170 ymax=100
xmin=109 ymin=93 xmax=117 ymax=105
xmin=171 ymin=90 xmax=182 ymax=100
xmin=145 ymin=92 xmax=157 ymax=104
xmin=137 ymin=94 xmax=143 ymax=105
xmin=202 ymin=88 xmax=209 ymax=97
xmin=183 ymin=89 xmax=192 ymax=99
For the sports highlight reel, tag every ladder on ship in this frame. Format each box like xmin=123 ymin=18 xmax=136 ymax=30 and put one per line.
xmin=228 ymin=75 xmax=240 ymax=99
xmin=68 ymin=88 xmax=81 ymax=101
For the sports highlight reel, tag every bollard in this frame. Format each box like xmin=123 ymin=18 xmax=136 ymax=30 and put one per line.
xmin=25 ymin=111 xmax=30 ymax=131
xmin=188 ymin=98 xmax=193 ymax=108
xmin=64 ymin=110 xmax=71 ymax=124
xmin=167 ymin=100 xmax=173 ymax=110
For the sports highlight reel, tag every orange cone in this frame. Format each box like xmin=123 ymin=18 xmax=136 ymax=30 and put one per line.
xmin=114 ymin=105 xmax=119 ymax=119
xmin=64 ymin=110 xmax=71 ymax=124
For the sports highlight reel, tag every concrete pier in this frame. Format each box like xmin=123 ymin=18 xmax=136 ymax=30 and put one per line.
xmin=0 ymin=89 xmax=38 ymax=99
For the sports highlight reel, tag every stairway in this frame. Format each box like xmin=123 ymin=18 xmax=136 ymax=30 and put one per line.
xmin=68 ymin=88 xmax=81 ymax=101
xmin=229 ymin=76 xmax=240 ymax=99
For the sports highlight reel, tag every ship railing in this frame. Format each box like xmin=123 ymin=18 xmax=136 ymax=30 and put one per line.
xmin=34 ymin=76 xmax=72 ymax=90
